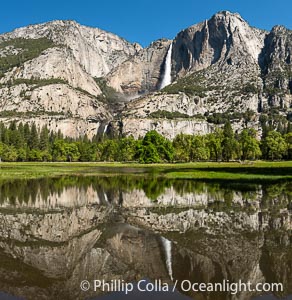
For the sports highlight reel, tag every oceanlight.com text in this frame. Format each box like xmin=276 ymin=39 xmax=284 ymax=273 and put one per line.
xmin=80 ymin=279 xmax=284 ymax=295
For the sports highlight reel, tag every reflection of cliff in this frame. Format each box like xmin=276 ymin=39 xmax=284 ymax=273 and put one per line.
xmin=260 ymin=231 xmax=292 ymax=297
xmin=172 ymin=237 xmax=265 ymax=300
xmin=0 ymin=177 xmax=291 ymax=300
xmin=105 ymin=224 xmax=171 ymax=281
xmin=0 ymin=230 xmax=101 ymax=278
xmin=0 ymin=216 xmax=172 ymax=300
xmin=0 ymin=208 xmax=291 ymax=300
xmin=122 ymin=209 xmax=291 ymax=300
xmin=124 ymin=207 xmax=291 ymax=234
xmin=169 ymin=230 xmax=291 ymax=300
xmin=0 ymin=206 xmax=111 ymax=242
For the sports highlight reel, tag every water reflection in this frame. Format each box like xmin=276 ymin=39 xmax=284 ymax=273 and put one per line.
xmin=0 ymin=176 xmax=291 ymax=210
xmin=0 ymin=176 xmax=290 ymax=300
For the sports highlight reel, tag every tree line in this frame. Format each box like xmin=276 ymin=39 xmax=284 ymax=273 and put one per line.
xmin=0 ymin=120 xmax=291 ymax=162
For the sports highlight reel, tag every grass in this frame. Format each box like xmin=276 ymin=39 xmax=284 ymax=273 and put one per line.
xmin=0 ymin=161 xmax=292 ymax=181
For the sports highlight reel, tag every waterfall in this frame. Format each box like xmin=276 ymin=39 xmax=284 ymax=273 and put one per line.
xmin=103 ymin=124 xmax=108 ymax=135
xmin=161 ymin=236 xmax=173 ymax=281
xmin=160 ymin=43 xmax=173 ymax=89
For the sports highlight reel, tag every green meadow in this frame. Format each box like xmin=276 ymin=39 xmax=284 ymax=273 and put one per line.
xmin=0 ymin=161 xmax=292 ymax=181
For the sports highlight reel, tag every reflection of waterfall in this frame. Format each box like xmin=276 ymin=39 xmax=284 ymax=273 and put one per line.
xmin=161 ymin=236 xmax=173 ymax=281
xmin=103 ymin=192 xmax=109 ymax=204
xmin=160 ymin=43 xmax=173 ymax=89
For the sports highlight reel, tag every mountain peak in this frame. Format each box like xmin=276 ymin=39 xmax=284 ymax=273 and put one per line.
xmin=215 ymin=10 xmax=236 ymax=16
xmin=43 ymin=19 xmax=79 ymax=27
xmin=271 ymin=25 xmax=289 ymax=33
xmin=211 ymin=10 xmax=246 ymax=23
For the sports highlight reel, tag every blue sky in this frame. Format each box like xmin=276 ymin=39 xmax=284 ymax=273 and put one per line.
xmin=1 ymin=0 xmax=292 ymax=47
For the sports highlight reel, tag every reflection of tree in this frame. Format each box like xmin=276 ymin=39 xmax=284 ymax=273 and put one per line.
xmin=142 ymin=177 xmax=172 ymax=200
xmin=0 ymin=176 xmax=291 ymax=210
xmin=261 ymin=182 xmax=292 ymax=209
xmin=223 ymin=190 xmax=234 ymax=206
xmin=172 ymin=180 xmax=207 ymax=195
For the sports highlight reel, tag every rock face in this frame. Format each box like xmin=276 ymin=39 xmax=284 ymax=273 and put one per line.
xmin=172 ymin=11 xmax=266 ymax=76
xmin=259 ymin=26 xmax=292 ymax=108
xmin=120 ymin=117 xmax=214 ymax=139
xmin=1 ymin=47 xmax=102 ymax=96
xmin=0 ymin=20 xmax=141 ymax=138
xmin=0 ymin=83 xmax=111 ymax=138
xmin=0 ymin=12 xmax=291 ymax=138
xmin=107 ymin=39 xmax=172 ymax=96
xmin=1 ymin=20 xmax=141 ymax=78
xmin=116 ymin=11 xmax=291 ymax=138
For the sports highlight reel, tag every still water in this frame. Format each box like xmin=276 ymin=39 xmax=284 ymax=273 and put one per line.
xmin=0 ymin=176 xmax=291 ymax=300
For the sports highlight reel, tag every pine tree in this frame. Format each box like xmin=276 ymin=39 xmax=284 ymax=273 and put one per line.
xmin=29 ymin=123 xmax=39 ymax=149
xmin=23 ymin=123 xmax=31 ymax=145
xmin=39 ymin=125 xmax=49 ymax=151
xmin=49 ymin=131 xmax=56 ymax=144
xmin=8 ymin=121 xmax=24 ymax=149
xmin=3 ymin=129 xmax=9 ymax=145
xmin=57 ymin=129 xmax=63 ymax=140
xmin=17 ymin=122 xmax=25 ymax=145
xmin=0 ymin=122 xmax=5 ymax=143
xmin=287 ymin=122 xmax=292 ymax=134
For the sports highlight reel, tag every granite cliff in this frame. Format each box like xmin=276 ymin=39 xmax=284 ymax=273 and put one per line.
xmin=0 ymin=12 xmax=291 ymax=138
